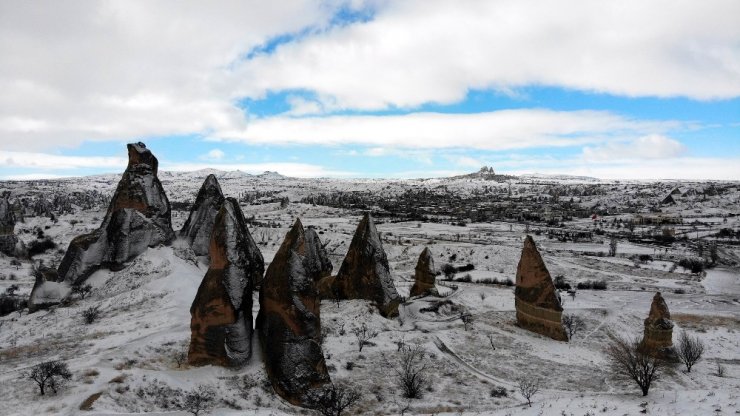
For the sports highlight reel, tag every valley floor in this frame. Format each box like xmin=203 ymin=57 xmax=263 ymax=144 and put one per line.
xmin=1 ymin=204 xmax=739 ymax=415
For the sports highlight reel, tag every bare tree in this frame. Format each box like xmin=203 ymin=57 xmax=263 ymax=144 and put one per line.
xmin=604 ymin=334 xmax=662 ymax=396
xmin=174 ymin=345 xmax=188 ymax=368
xmin=305 ymin=382 xmax=362 ymax=416
xmin=180 ymin=385 xmax=215 ymax=416
xmin=675 ymin=330 xmax=704 ymax=373
xmin=488 ymin=334 xmax=496 ymax=350
xmin=460 ymin=313 xmax=473 ymax=331
xmin=395 ymin=344 xmax=429 ymax=399
xmin=25 ymin=360 xmax=72 ymax=395
xmin=608 ymin=236 xmax=618 ymax=257
xmin=516 ymin=376 xmax=540 ymax=407
xmin=562 ymin=314 xmax=585 ymax=340
xmin=72 ymin=283 xmax=93 ymax=300
xmin=351 ymin=323 xmax=378 ymax=352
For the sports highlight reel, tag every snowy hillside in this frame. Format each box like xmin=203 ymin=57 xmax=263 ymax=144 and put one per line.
xmin=0 ymin=169 xmax=739 ymax=416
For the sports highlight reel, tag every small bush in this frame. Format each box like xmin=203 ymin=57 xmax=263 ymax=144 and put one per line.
xmin=0 ymin=293 xmax=26 ymax=316
xmin=455 ymin=274 xmax=472 ymax=283
xmin=577 ymin=280 xmax=607 ymax=290
xmin=678 ymin=258 xmax=705 ymax=274
xmin=27 ymin=238 xmax=57 ymax=257
xmin=82 ymin=306 xmax=101 ymax=324
xmin=554 ymin=275 xmax=571 ymax=290
xmin=490 ymin=386 xmax=508 ymax=398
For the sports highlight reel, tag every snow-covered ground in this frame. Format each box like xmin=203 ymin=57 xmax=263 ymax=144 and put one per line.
xmin=1 ymin=172 xmax=739 ymax=415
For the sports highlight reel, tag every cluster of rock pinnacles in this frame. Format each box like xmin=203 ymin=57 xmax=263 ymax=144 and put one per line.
xmin=27 ymin=142 xmax=675 ymax=408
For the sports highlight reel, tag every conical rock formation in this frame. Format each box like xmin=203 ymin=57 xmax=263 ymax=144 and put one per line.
xmin=56 ymin=143 xmax=175 ymax=285
xmin=642 ymin=292 xmax=673 ymax=352
xmin=188 ymin=198 xmax=262 ymax=367
xmin=257 ymin=219 xmax=330 ymax=406
xmin=331 ymin=213 xmax=400 ymax=317
xmin=514 ymin=235 xmax=568 ymax=341
xmin=180 ymin=174 xmax=225 ymax=257
xmin=410 ymin=247 xmax=438 ymax=297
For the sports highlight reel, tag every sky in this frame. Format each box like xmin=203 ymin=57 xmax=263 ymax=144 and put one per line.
xmin=0 ymin=0 xmax=739 ymax=180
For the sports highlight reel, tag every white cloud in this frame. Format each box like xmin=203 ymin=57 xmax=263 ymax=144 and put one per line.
xmin=213 ymin=109 xmax=680 ymax=150
xmin=0 ymin=0 xmax=737 ymax=153
xmin=235 ymin=0 xmax=740 ymax=110
xmin=0 ymin=150 xmax=127 ymax=170
xmin=201 ymin=148 xmax=226 ymax=161
xmin=0 ymin=0 xmax=346 ymax=150
xmin=582 ymin=135 xmax=687 ymax=161
xmin=451 ymin=156 xmax=488 ymax=169
xmin=163 ymin=162 xmax=353 ymax=178
xmin=506 ymin=157 xmax=740 ymax=181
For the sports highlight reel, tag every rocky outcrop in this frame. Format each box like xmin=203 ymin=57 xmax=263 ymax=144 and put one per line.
xmin=188 ymin=198 xmax=262 ymax=367
xmin=28 ymin=265 xmax=67 ymax=313
xmin=641 ymin=292 xmax=673 ymax=353
xmin=180 ymin=174 xmax=225 ymax=257
xmin=57 ymin=142 xmax=175 ymax=285
xmin=409 ymin=247 xmax=438 ymax=297
xmin=331 ymin=213 xmax=401 ymax=318
xmin=257 ymin=219 xmax=330 ymax=406
xmin=304 ymin=226 xmax=333 ymax=282
xmin=514 ymin=235 xmax=568 ymax=341
xmin=0 ymin=194 xmax=19 ymax=256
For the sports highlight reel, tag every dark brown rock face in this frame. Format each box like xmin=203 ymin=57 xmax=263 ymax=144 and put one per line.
xmin=331 ymin=213 xmax=400 ymax=317
xmin=180 ymin=174 xmax=225 ymax=257
xmin=188 ymin=198 xmax=262 ymax=367
xmin=57 ymin=142 xmax=175 ymax=285
xmin=257 ymin=219 xmax=330 ymax=406
xmin=304 ymin=227 xmax=333 ymax=281
xmin=642 ymin=292 xmax=673 ymax=352
xmin=410 ymin=247 xmax=438 ymax=297
xmin=514 ymin=235 xmax=568 ymax=341
xmin=0 ymin=194 xmax=19 ymax=256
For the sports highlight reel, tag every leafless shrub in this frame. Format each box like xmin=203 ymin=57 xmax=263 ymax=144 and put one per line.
xmin=180 ymin=385 xmax=215 ymax=416
xmin=351 ymin=323 xmax=378 ymax=352
xmin=395 ymin=344 xmax=429 ymax=399
xmin=604 ymin=334 xmax=663 ymax=396
xmin=460 ymin=313 xmax=473 ymax=331
xmin=81 ymin=306 xmax=100 ymax=324
xmin=517 ymin=376 xmax=540 ymax=407
xmin=174 ymin=345 xmax=188 ymax=368
xmin=72 ymin=283 xmax=93 ymax=300
xmin=304 ymin=382 xmax=362 ymax=416
xmin=715 ymin=361 xmax=725 ymax=377
xmin=609 ymin=236 xmax=618 ymax=257
xmin=562 ymin=314 xmax=585 ymax=340
xmin=675 ymin=330 xmax=704 ymax=373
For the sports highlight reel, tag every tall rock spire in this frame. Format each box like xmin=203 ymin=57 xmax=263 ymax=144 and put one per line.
xmin=641 ymin=292 xmax=674 ymax=354
xmin=332 ymin=213 xmax=401 ymax=318
xmin=56 ymin=142 xmax=175 ymax=285
xmin=180 ymin=174 xmax=225 ymax=257
xmin=514 ymin=235 xmax=568 ymax=341
xmin=410 ymin=247 xmax=438 ymax=297
xmin=188 ymin=198 xmax=261 ymax=367
xmin=257 ymin=219 xmax=331 ymax=406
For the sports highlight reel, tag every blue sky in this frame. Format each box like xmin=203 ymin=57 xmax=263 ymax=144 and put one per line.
xmin=0 ymin=1 xmax=739 ymax=180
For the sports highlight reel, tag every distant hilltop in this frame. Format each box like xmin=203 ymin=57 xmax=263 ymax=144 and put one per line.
xmin=451 ymin=166 xmax=515 ymax=181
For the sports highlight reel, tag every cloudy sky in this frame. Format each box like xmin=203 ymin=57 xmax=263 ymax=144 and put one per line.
xmin=1 ymin=0 xmax=739 ymax=180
